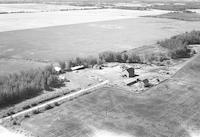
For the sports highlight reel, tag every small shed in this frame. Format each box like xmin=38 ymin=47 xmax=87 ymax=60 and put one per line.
xmin=122 ymin=67 xmax=135 ymax=78
xmin=143 ymin=79 xmax=151 ymax=87
xmin=93 ymin=64 xmax=103 ymax=70
xmin=125 ymin=78 xmax=140 ymax=86
xmin=71 ymin=65 xmax=85 ymax=71
xmin=54 ymin=66 xmax=62 ymax=73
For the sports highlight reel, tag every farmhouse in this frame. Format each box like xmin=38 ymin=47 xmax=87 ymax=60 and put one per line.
xmin=122 ymin=67 xmax=135 ymax=78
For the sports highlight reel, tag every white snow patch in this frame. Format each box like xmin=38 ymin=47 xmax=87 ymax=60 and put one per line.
xmin=92 ymin=128 xmax=132 ymax=137
xmin=0 ymin=126 xmax=25 ymax=137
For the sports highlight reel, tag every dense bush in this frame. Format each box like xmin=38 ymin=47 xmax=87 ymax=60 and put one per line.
xmin=64 ymin=51 xmax=169 ymax=69
xmin=99 ymin=51 xmax=118 ymax=62
xmin=0 ymin=65 xmax=62 ymax=106
xmin=98 ymin=51 xmax=142 ymax=63
xmin=158 ymin=31 xmax=200 ymax=59
xmin=71 ymin=56 xmax=98 ymax=67
xmin=98 ymin=51 xmax=164 ymax=64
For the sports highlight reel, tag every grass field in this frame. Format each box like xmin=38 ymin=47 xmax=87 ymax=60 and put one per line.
xmin=22 ymin=54 xmax=200 ymax=137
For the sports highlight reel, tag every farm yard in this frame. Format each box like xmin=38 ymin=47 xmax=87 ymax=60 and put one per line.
xmin=1 ymin=1 xmax=200 ymax=137
xmin=21 ymin=54 xmax=200 ymax=137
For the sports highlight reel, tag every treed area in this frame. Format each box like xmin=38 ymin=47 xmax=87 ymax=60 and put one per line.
xmin=158 ymin=30 xmax=200 ymax=58
xmin=0 ymin=66 xmax=62 ymax=107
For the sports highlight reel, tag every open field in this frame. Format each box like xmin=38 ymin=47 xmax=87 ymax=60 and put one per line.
xmin=0 ymin=9 xmax=169 ymax=32
xmin=0 ymin=0 xmax=199 ymax=4
xmin=21 ymin=54 xmax=200 ymax=137
xmin=0 ymin=3 xmax=99 ymax=13
xmin=1 ymin=17 xmax=200 ymax=61
xmin=0 ymin=0 xmax=133 ymax=4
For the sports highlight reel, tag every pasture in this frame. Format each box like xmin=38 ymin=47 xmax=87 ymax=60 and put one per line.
xmin=22 ymin=54 xmax=200 ymax=137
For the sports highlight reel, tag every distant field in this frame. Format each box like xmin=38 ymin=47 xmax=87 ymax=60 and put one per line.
xmin=0 ymin=9 xmax=169 ymax=32
xmin=1 ymin=17 xmax=200 ymax=62
xmin=0 ymin=0 xmax=133 ymax=4
xmin=151 ymin=11 xmax=200 ymax=21
xmin=22 ymin=55 xmax=200 ymax=137
xmin=149 ymin=2 xmax=200 ymax=11
xmin=0 ymin=3 xmax=99 ymax=13
xmin=0 ymin=0 xmax=198 ymax=4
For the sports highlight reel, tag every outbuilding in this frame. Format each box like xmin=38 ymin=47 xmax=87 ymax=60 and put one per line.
xmin=122 ymin=67 xmax=135 ymax=78
xmin=71 ymin=65 xmax=85 ymax=71
xmin=54 ymin=66 xmax=62 ymax=74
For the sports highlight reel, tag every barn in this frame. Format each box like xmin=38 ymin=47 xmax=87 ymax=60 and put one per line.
xmin=122 ymin=67 xmax=135 ymax=78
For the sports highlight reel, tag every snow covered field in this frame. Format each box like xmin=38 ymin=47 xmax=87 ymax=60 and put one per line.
xmin=0 ymin=8 xmax=170 ymax=32
xmin=0 ymin=126 xmax=25 ymax=137
xmin=0 ymin=3 xmax=98 ymax=13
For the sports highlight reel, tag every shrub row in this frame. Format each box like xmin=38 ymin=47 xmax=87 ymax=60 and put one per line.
xmin=0 ymin=65 xmax=63 ymax=107
xmin=158 ymin=30 xmax=200 ymax=59
xmin=61 ymin=51 xmax=170 ymax=70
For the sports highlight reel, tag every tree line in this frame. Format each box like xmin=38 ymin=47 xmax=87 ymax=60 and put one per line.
xmin=64 ymin=30 xmax=199 ymax=68
xmin=0 ymin=65 xmax=62 ymax=107
xmin=158 ymin=30 xmax=200 ymax=59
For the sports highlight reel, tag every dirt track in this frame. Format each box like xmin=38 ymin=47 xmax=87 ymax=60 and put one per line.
xmin=0 ymin=80 xmax=109 ymax=124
